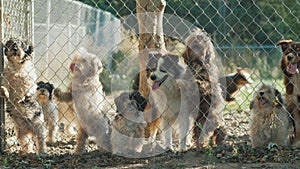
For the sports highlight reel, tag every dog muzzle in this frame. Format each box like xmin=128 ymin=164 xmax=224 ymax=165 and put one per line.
xmin=287 ymin=62 xmax=299 ymax=74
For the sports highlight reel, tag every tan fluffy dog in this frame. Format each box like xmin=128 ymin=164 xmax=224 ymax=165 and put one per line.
xmin=54 ymin=48 xmax=111 ymax=154
xmin=249 ymin=84 xmax=290 ymax=148
xmin=2 ymin=38 xmax=46 ymax=154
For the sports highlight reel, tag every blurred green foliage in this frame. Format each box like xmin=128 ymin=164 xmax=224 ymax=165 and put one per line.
xmin=78 ymin=0 xmax=299 ymax=46
xmin=79 ymin=0 xmax=299 ymax=88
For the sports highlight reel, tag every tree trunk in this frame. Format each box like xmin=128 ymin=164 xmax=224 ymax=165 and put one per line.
xmin=136 ymin=0 xmax=166 ymax=98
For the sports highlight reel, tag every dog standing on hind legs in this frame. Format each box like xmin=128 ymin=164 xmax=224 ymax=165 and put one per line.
xmin=36 ymin=81 xmax=59 ymax=144
xmin=54 ymin=48 xmax=111 ymax=154
xmin=277 ymin=39 xmax=300 ymax=147
xmin=1 ymin=38 xmax=46 ymax=154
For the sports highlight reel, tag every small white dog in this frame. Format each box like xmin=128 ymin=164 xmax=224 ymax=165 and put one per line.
xmin=36 ymin=81 xmax=59 ymax=144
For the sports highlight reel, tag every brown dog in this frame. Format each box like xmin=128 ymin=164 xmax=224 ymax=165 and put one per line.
xmin=219 ymin=68 xmax=253 ymax=102
xmin=182 ymin=29 xmax=225 ymax=147
xmin=277 ymin=39 xmax=300 ymax=147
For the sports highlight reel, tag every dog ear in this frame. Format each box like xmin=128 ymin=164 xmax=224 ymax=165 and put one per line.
xmin=130 ymin=91 xmax=147 ymax=112
xmin=249 ymin=100 xmax=254 ymax=110
xmin=147 ymin=52 xmax=161 ymax=69
xmin=37 ymin=81 xmax=44 ymax=87
xmin=46 ymin=82 xmax=55 ymax=98
xmin=132 ymin=73 xmax=139 ymax=91
xmin=236 ymin=67 xmax=243 ymax=73
xmin=274 ymin=88 xmax=284 ymax=108
xmin=92 ymin=57 xmax=103 ymax=74
xmin=3 ymin=39 xmax=12 ymax=56
xmin=114 ymin=97 xmax=122 ymax=114
xmin=168 ymin=54 xmax=179 ymax=63
xmin=48 ymin=83 xmax=54 ymax=91
xmin=25 ymin=45 xmax=33 ymax=56
xmin=4 ymin=48 xmax=8 ymax=56
xmin=149 ymin=52 xmax=162 ymax=59
xmin=114 ymin=93 xmax=127 ymax=115
xmin=276 ymin=39 xmax=293 ymax=52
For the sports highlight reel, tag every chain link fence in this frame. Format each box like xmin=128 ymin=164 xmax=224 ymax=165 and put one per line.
xmin=0 ymin=0 xmax=300 ymax=167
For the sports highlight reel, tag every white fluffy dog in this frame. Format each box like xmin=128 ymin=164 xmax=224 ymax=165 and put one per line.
xmin=147 ymin=53 xmax=199 ymax=152
xmin=70 ymin=48 xmax=111 ymax=153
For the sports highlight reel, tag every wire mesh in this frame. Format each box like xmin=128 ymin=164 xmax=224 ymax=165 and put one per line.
xmin=1 ymin=0 xmax=300 ymax=167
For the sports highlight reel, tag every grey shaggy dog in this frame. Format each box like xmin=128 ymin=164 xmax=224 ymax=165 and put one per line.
xmin=182 ymin=29 xmax=225 ymax=148
xmin=111 ymin=91 xmax=147 ymax=156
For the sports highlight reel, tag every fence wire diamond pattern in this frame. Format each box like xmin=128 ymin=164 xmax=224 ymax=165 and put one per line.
xmin=0 ymin=0 xmax=299 ymax=168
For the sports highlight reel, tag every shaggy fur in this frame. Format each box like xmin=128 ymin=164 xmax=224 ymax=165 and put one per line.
xmin=276 ymin=39 xmax=300 ymax=147
xmin=182 ymin=29 xmax=225 ymax=147
xmin=1 ymin=38 xmax=46 ymax=154
xmin=54 ymin=48 xmax=111 ymax=154
xmin=111 ymin=91 xmax=147 ymax=155
xmin=249 ymin=84 xmax=290 ymax=148
xmin=219 ymin=68 xmax=253 ymax=102
xmin=147 ymin=53 xmax=198 ymax=152
xmin=36 ymin=81 xmax=59 ymax=144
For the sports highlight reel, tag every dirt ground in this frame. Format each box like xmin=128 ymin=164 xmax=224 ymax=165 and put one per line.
xmin=1 ymin=109 xmax=300 ymax=168
xmin=1 ymin=143 xmax=300 ymax=168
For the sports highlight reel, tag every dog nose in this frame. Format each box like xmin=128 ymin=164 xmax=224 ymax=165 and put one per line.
xmin=12 ymin=47 xmax=18 ymax=52
xmin=150 ymin=74 xmax=157 ymax=80
xmin=259 ymin=92 xmax=264 ymax=96
xmin=12 ymin=45 xmax=18 ymax=52
xmin=287 ymin=55 xmax=293 ymax=61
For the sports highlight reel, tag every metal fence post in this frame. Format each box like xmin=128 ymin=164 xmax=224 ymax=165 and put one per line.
xmin=0 ymin=0 xmax=5 ymax=154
